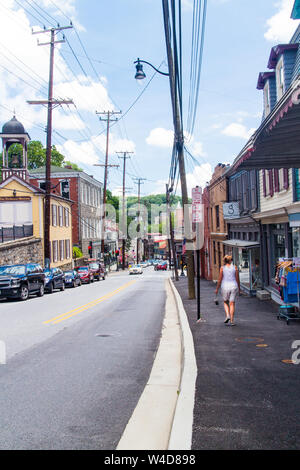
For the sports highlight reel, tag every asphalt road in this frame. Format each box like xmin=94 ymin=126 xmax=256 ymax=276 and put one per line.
xmin=0 ymin=267 xmax=170 ymax=449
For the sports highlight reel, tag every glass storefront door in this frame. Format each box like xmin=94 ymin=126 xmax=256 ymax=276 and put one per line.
xmin=232 ymin=246 xmax=261 ymax=292
xmin=292 ymin=227 xmax=300 ymax=258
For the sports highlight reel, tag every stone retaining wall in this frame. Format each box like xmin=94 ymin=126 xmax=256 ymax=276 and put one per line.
xmin=0 ymin=237 xmax=43 ymax=266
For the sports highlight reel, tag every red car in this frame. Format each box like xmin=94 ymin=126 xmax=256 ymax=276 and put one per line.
xmin=75 ymin=266 xmax=94 ymax=284
xmin=88 ymin=260 xmax=106 ymax=281
xmin=155 ymin=262 xmax=168 ymax=271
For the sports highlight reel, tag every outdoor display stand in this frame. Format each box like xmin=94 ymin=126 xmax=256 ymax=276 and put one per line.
xmin=276 ymin=258 xmax=300 ymax=324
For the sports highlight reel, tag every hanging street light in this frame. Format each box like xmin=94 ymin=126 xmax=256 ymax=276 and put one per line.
xmin=134 ymin=58 xmax=169 ymax=80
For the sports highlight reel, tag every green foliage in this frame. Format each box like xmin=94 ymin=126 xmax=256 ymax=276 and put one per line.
xmin=64 ymin=160 xmax=82 ymax=171
xmin=3 ymin=140 xmax=77 ymax=171
xmin=27 ymin=141 xmax=65 ymax=169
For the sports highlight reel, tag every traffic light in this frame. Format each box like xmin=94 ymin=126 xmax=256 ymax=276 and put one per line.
xmin=88 ymin=241 xmax=93 ymax=257
xmin=115 ymin=250 xmax=119 ymax=256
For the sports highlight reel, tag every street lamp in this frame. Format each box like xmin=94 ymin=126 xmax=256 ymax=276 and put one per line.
xmin=134 ymin=58 xmax=169 ymax=80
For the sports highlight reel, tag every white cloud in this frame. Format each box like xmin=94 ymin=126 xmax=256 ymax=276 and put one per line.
xmin=146 ymin=127 xmax=174 ymax=148
xmin=182 ymin=0 xmax=193 ymax=11
xmin=56 ymin=132 xmax=135 ymax=167
xmin=265 ymin=0 xmax=299 ymax=42
xmin=186 ymin=163 xmax=213 ymax=195
xmin=55 ymin=76 xmax=113 ymax=113
xmin=222 ymin=123 xmax=256 ymax=140
xmin=146 ymin=128 xmax=206 ymax=160
xmin=0 ymin=2 xmax=114 ymax=139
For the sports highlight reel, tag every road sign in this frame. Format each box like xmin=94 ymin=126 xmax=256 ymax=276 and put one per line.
xmin=192 ymin=186 xmax=202 ymax=223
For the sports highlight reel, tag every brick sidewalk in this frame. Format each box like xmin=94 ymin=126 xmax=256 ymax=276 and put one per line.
xmin=174 ymin=277 xmax=300 ymax=450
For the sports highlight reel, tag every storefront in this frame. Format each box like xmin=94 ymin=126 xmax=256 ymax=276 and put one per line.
xmin=223 ymin=240 xmax=261 ymax=295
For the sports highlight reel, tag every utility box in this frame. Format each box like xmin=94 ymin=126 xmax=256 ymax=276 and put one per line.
xmin=256 ymin=290 xmax=271 ymax=301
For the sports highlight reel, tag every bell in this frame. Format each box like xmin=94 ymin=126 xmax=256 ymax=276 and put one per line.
xmin=11 ymin=154 xmax=20 ymax=167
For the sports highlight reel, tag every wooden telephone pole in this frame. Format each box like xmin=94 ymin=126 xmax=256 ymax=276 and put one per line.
xmin=166 ymin=184 xmax=179 ymax=281
xmin=133 ymin=177 xmax=146 ymax=264
xmin=28 ymin=25 xmax=73 ymax=266
xmin=162 ymin=0 xmax=195 ymax=298
xmin=116 ymin=151 xmax=133 ymax=269
xmin=95 ymin=110 xmax=121 ymax=258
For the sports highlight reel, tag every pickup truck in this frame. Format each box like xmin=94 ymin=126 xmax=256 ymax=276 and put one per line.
xmin=0 ymin=263 xmax=45 ymax=301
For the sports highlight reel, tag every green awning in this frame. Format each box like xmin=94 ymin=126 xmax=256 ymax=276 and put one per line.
xmin=291 ymin=0 xmax=300 ymax=19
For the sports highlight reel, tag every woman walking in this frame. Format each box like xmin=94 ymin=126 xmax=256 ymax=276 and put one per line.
xmin=215 ymin=255 xmax=240 ymax=326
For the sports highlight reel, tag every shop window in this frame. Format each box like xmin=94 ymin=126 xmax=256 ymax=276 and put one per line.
xmin=215 ymin=205 xmax=220 ymax=229
xmin=292 ymin=228 xmax=300 ymax=257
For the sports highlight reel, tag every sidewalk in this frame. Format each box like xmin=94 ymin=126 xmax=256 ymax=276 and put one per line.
xmin=173 ymin=278 xmax=300 ymax=450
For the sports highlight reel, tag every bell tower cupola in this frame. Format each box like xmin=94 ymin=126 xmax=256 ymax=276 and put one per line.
xmin=0 ymin=115 xmax=31 ymax=182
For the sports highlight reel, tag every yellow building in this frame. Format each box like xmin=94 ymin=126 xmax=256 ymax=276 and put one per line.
xmin=0 ymin=115 xmax=72 ymax=269
xmin=0 ymin=175 xmax=73 ymax=269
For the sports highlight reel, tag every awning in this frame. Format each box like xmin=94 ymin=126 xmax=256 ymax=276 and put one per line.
xmin=289 ymin=213 xmax=300 ymax=227
xmin=223 ymin=240 xmax=260 ymax=248
xmin=228 ymin=79 xmax=300 ymax=172
xmin=291 ymin=0 xmax=300 ymax=19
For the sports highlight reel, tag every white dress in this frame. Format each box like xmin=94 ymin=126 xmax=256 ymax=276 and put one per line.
xmin=221 ymin=264 xmax=239 ymax=302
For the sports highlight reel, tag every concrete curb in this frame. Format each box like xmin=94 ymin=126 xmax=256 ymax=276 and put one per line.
xmin=167 ymin=278 xmax=198 ymax=450
xmin=116 ymin=280 xmax=182 ymax=450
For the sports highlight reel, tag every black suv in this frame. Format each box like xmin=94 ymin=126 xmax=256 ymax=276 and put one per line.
xmin=0 ymin=264 xmax=45 ymax=301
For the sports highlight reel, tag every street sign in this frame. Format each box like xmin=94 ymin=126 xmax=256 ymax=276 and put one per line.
xmin=223 ymin=202 xmax=240 ymax=220
xmin=192 ymin=186 xmax=203 ymax=223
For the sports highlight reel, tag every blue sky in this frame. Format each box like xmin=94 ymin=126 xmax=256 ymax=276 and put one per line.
xmin=0 ymin=0 xmax=299 ymax=197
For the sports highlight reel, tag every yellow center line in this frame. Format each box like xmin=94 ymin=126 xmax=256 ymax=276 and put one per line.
xmin=44 ymin=279 xmax=137 ymax=325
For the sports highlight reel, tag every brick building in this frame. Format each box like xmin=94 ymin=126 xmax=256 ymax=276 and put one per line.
xmin=30 ymin=166 xmax=103 ymax=258
xmin=200 ymin=186 xmax=211 ymax=280
xmin=207 ymin=164 xmax=229 ymax=281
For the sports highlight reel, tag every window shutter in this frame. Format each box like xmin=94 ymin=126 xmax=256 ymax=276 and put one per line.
xmin=250 ymin=170 xmax=257 ymax=209
xmin=274 ymin=169 xmax=279 ymax=192
xmin=283 ymin=168 xmax=289 ymax=189
xmin=268 ymin=170 xmax=274 ymax=197
xmin=263 ymin=170 xmax=266 ymax=197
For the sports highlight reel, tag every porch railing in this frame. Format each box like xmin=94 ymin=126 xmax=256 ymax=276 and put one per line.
xmin=0 ymin=224 xmax=34 ymax=243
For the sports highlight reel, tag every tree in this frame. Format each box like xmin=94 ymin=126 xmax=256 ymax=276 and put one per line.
xmin=3 ymin=140 xmax=74 ymax=170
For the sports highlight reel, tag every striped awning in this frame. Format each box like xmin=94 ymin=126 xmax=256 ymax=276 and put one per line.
xmin=228 ymin=80 xmax=300 ymax=172
xmin=291 ymin=0 xmax=300 ymax=19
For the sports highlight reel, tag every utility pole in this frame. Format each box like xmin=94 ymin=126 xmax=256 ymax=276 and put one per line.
xmin=133 ymin=177 xmax=146 ymax=264
xmin=95 ymin=110 xmax=121 ymax=258
xmin=116 ymin=151 xmax=133 ymax=270
xmin=162 ymin=0 xmax=195 ymax=299
xmin=28 ymin=25 xmax=73 ymax=266
xmin=166 ymin=184 xmax=179 ymax=281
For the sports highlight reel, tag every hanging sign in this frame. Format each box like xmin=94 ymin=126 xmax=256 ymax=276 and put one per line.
xmin=223 ymin=202 xmax=240 ymax=220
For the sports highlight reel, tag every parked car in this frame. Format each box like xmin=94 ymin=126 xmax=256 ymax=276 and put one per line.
xmin=75 ymin=266 xmax=94 ymax=283
xmin=155 ymin=261 xmax=168 ymax=271
xmin=88 ymin=260 xmax=106 ymax=281
xmin=44 ymin=268 xmax=65 ymax=293
xmin=63 ymin=270 xmax=82 ymax=288
xmin=0 ymin=263 xmax=45 ymax=301
xmin=140 ymin=262 xmax=148 ymax=269
xmin=129 ymin=264 xmax=143 ymax=275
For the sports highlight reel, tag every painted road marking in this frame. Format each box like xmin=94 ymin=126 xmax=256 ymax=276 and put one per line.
xmin=44 ymin=280 xmax=137 ymax=325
